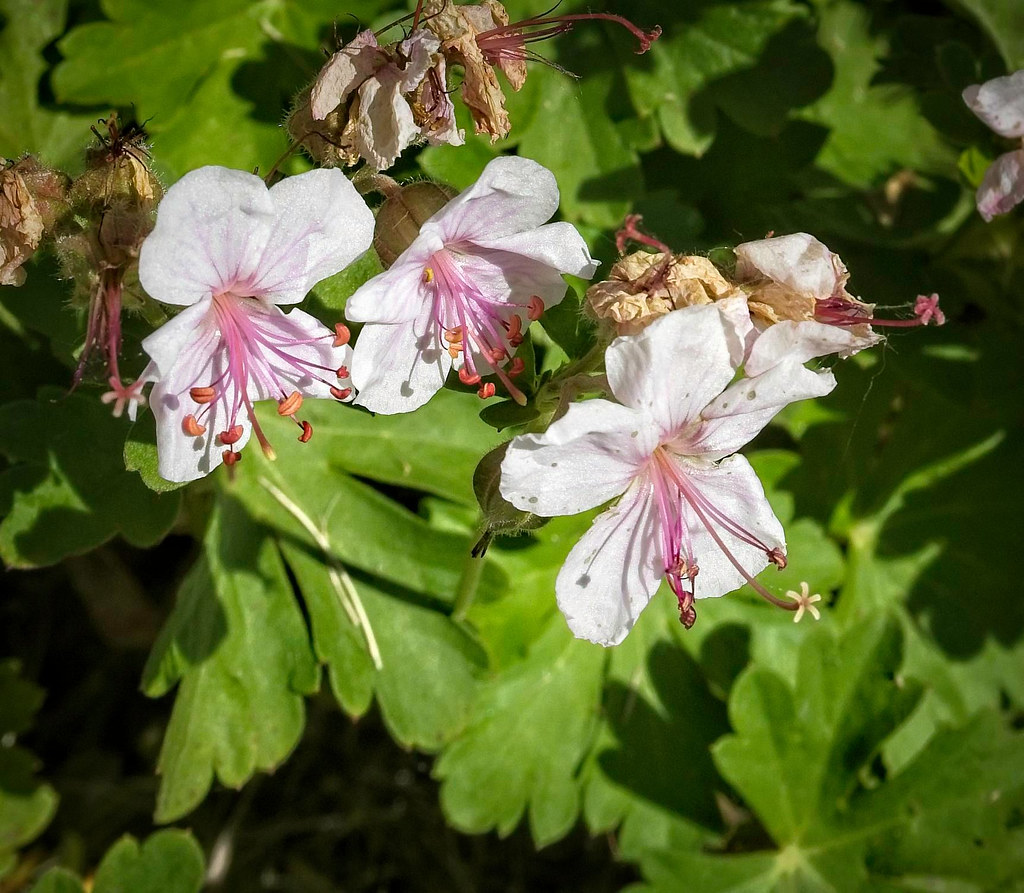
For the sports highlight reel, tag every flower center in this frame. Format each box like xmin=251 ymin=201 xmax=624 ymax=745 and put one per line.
xmin=423 ymin=248 xmax=540 ymax=404
xmin=647 ymin=447 xmax=792 ymax=628
xmin=178 ymin=291 xmax=349 ymax=465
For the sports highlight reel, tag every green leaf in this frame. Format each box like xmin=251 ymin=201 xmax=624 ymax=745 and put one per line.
xmin=0 ymin=663 xmax=57 ymax=882
xmin=52 ymin=0 xmax=379 ymax=180
xmin=949 ymin=0 xmax=1024 ymax=69
xmin=624 ymin=0 xmax=806 ymax=156
xmin=0 ymin=390 xmax=181 ymax=568
xmin=124 ymin=413 xmax=188 ymax=493
xmin=0 ymin=0 xmax=98 ymax=168
xmin=229 ymin=404 xmax=507 ymax=601
xmin=30 ymin=830 xmax=205 ymax=893
xmin=141 ymin=495 xmax=319 ymax=823
xmin=798 ymin=1 xmax=957 ymax=187
xmin=280 ymin=542 xmax=485 ymax=748
xmin=434 ymin=615 xmax=606 ymax=845
xmin=634 ymin=619 xmax=1024 ymax=890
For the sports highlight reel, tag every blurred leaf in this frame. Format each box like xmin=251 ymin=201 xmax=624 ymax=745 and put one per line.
xmin=29 ymin=829 xmax=205 ymax=893
xmin=0 ymin=390 xmax=181 ymax=568
xmin=141 ymin=496 xmax=319 ymax=823
xmin=949 ymin=0 xmax=1024 ymax=70
xmin=0 ymin=663 xmax=57 ymax=882
xmin=0 ymin=0 xmax=98 ymax=168
xmin=435 ymin=615 xmax=605 ymax=845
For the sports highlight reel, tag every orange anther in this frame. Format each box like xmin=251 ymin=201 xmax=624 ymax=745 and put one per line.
xmin=477 ymin=382 xmax=496 ymax=399
xmin=277 ymin=391 xmax=303 ymax=416
xmin=768 ymin=547 xmax=787 ymax=569
xmin=458 ymin=367 xmax=481 ymax=386
xmin=423 ymin=267 xmax=434 ymax=283
xmin=218 ymin=425 xmax=244 ymax=445
xmin=336 ymin=365 xmax=349 ymax=379
xmin=487 ymin=347 xmax=507 ymax=364
xmin=508 ymin=357 xmax=525 ymax=376
xmin=222 ymin=450 xmax=241 ymax=466
xmin=182 ymin=414 xmax=207 ymax=437
xmin=189 ymin=386 xmax=216 ymax=404
xmin=333 ymin=323 xmax=351 ymax=347
xmin=444 ymin=327 xmax=464 ymax=343
xmin=505 ymin=315 xmax=522 ymax=338
xmin=331 ymin=386 xmax=352 ymax=400
xmin=527 ymin=295 xmax=544 ymax=320
xmin=448 ymin=344 xmax=462 ymax=358
xmin=297 ymin=420 xmax=313 ymax=443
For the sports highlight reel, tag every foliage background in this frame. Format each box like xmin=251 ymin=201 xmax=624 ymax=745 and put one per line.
xmin=1 ymin=0 xmax=1023 ymax=889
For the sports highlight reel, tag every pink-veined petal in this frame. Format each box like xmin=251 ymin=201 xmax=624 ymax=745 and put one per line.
xmin=350 ymin=306 xmax=452 ymax=414
xmin=344 ymin=246 xmax=437 ymax=324
xmin=962 ymin=70 xmax=1024 ymax=139
xmin=139 ymin=298 xmax=213 ymax=376
xmin=735 ymin=232 xmax=846 ymax=299
xmin=605 ymin=305 xmax=735 ymax=439
xmin=556 ymin=480 xmax=662 ymax=646
xmin=249 ymin=168 xmax=374 ymax=304
xmin=139 ymin=167 xmax=275 ymax=306
xmin=744 ymin=319 xmax=880 ymax=376
xmin=976 ymin=149 xmax=1024 ymax=222
xmin=676 ymin=454 xmax=785 ymax=601
xmin=470 ymin=221 xmax=598 ymax=280
xmin=420 ymin=156 xmax=560 ymax=244
xmin=500 ymin=400 xmax=649 ymax=516
xmin=687 ymin=361 xmax=836 ymax=459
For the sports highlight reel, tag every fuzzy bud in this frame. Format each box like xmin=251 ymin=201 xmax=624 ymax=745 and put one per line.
xmin=473 ymin=442 xmax=547 ymax=545
xmin=373 ymin=181 xmax=456 ymax=267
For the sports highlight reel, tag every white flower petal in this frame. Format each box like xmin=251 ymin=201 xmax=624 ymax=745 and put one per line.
xmin=500 ymin=400 xmax=649 ymax=516
xmin=976 ymin=149 xmax=1024 ymax=222
xmin=344 ymin=248 xmax=435 ymax=324
xmin=139 ymin=167 xmax=275 ymax=306
xmin=350 ymin=306 xmax=451 ymax=414
xmin=963 ymin=70 xmax=1024 ymax=139
xmin=471 ymin=221 xmax=598 ymax=280
xmin=252 ymin=168 xmax=374 ymax=304
xmin=397 ymin=29 xmax=440 ymax=91
xmin=355 ymin=69 xmax=422 ymax=172
xmin=139 ymin=298 xmax=213 ymax=376
xmin=556 ymin=481 xmax=662 ymax=647
xmin=678 ymin=454 xmax=785 ymax=601
xmin=605 ymin=305 xmax=736 ymax=438
xmin=421 ymin=156 xmax=560 ymax=244
xmin=688 ymin=361 xmax=836 ymax=459
xmin=715 ymin=292 xmax=758 ymax=367
xmin=735 ymin=232 xmax=846 ymax=299
xmin=744 ymin=319 xmax=880 ymax=376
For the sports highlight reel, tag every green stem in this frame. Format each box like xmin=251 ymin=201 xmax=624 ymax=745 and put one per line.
xmin=452 ymin=543 xmax=487 ymax=622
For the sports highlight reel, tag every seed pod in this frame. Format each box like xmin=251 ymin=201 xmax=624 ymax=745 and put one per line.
xmin=373 ymin=181 xmax=455 ymax=267
xmin=473 ymin=442 xmax=547 ymax=548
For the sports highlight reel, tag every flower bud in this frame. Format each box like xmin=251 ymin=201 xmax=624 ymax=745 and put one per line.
xmin=473 ymin=442 xmax=547 ymax=541
xmin=286 ymin=87 xmax=361 ymax=169
xmin=373 ymin=180 xmax=455 ymax=267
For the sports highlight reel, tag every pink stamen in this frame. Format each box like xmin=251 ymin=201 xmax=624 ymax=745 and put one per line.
xmin=615 ymin=213 xmax=671 ymax=256
xmin=647 ymin=449 xmax=798 ymax=624
xmin=815 ymin=293 xmax=946 ymax=329
xmin=476 ymin=13 xmax=661 ymax=64
xmin=425 ymin=249 xmax=532 ymax=406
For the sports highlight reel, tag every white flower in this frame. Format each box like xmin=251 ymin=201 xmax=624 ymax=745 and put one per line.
xmin=347 ymin=156 xmax=597 ymax=414
xmin=499 ymin=304 xmax=837 ymax=646
xmin=963 ymin=70 xmax=1024 ymax=221
xmin=133 ymin=166 xmax=374 ymax=482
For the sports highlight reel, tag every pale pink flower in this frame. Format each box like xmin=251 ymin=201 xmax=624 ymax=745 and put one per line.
xmin=499 ymin=304 xmax=837 ymax=646
xmin=734 ymin=233 xmax=942 ymax=370
xmin=347 ymin=156 xmax=597 ymax=414
xmin=963 ymin=70 xmax=1024 ymax=221
xmin=133 ymin=166 xmax=374 ymax=482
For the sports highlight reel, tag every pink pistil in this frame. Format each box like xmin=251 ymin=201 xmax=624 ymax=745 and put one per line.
xmin=425 ymin=250 xmax=532 ymax=406
xmin=75 ymin=269 xmax=137 ymax=410
xmin=475 ymin=12 xmax=661 ymax=65
xmin=815 ymin=293 xmax=946 ymax=329
xmin=615 ymin=213 xmax=671 ymax=256
xmin=179 ymin=291 xmax=343 ymax=461
xmin=648 ymin=448 xmax=798 ymax=628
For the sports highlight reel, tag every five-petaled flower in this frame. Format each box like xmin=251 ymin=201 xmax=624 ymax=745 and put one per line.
xmin=347 ymin=156 xmax=597 ymax=414
xmin=499 ymin=304 xmax=837 ymax=646
xmin=132 ymin=165 xmax=374 ymax=482
xmin=962 ymin=69 xmax=1024 ymax=221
